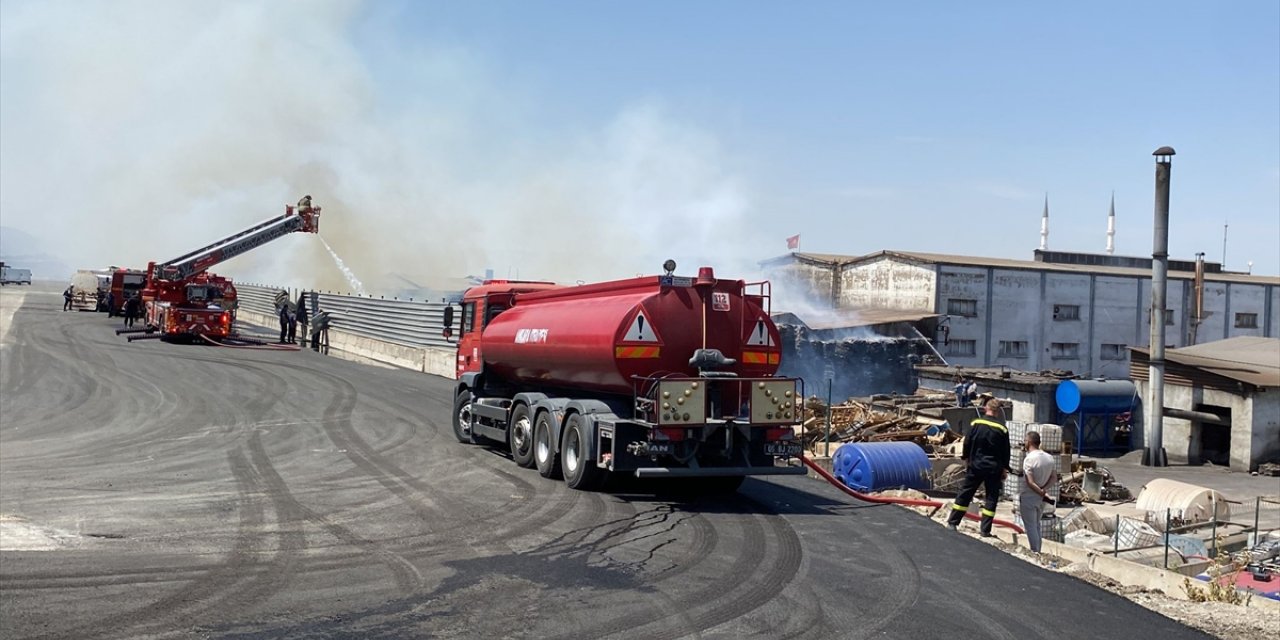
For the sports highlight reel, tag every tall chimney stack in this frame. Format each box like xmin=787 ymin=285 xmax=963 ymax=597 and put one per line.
xmin=1145 ymin=147 xmax=1175 ymax=467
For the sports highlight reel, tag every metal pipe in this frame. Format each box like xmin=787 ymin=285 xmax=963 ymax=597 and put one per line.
xmin=1114 ymin=514 xmax=1120 ymax=556
xmin=825 ymin=378 xmax=833 ymax=457
xmin=1146 ymin=147 xmax=1175 ymax=467
xmin=1162 ymin=407 xmax=1230 ymax=426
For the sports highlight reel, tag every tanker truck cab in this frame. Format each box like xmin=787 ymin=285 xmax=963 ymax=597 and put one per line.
xmin=445 ymin=263 xmax=806 ymax=493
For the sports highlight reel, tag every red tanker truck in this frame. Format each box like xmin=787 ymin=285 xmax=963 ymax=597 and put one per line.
xmin=445 ymin=261 xmax=807 ymax=492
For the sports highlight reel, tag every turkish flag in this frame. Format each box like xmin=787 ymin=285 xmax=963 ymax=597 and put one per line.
xmin=786 ymin=234 xmax=800 ymax=250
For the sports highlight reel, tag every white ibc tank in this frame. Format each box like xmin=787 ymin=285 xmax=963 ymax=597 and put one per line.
xmin=1135 ymin=478 xmax=1231 ymax=524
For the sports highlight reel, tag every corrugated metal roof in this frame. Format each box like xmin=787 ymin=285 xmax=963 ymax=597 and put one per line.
xmin=1130 ymin=337 xmax=1280 ymax=388
xmin=764 ymin=250 xmax=1280 ymax=285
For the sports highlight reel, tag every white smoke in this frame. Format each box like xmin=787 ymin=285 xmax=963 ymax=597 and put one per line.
xmin=0 ymin=0 xmax=765 ymax=293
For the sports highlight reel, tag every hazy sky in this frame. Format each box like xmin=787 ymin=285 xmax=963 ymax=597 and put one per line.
xmin=2 ymin=0 xmax=1277 ymax=291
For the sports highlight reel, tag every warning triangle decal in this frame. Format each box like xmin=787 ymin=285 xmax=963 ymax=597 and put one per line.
xmin=745 ymin=318 xmax=775 ymax=346
xmin=622 ymin=311 xmax=659 ymax=342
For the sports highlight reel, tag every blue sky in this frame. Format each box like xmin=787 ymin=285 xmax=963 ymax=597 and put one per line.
xmin=361 ymin=0 xmax=1280 ymax=270
xmin=1 ymin=1 xmax=1277 ymax=288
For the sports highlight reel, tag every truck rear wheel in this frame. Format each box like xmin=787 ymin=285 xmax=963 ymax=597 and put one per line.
xmin=533 ymin=411 xmax=561 ymax=479
xmin=452 ymin=390 xmax=478 ymax=444
xmin=562 ymin=414 xmax=604 ymax=491
xmin=509 ymin=404 xmax=535 ymax=468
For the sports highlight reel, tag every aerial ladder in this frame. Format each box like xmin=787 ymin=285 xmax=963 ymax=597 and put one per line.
xmin=130 ymin=199 xmax=321 ymax=341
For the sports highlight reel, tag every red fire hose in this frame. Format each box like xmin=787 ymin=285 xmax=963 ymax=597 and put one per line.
xmin=800 ymin=455 xmax=1024 ymax=534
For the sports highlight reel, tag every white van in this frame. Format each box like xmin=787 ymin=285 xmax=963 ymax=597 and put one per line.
xmin=0 ymin=266 xmax=32 ymax=285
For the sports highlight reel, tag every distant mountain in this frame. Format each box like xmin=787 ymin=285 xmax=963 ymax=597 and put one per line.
xmin=0 ymin=226 xmax=72 ymax=279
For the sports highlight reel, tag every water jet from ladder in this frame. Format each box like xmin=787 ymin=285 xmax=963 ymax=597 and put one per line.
xmin=320 ymin=236 xmax=367 ymax=296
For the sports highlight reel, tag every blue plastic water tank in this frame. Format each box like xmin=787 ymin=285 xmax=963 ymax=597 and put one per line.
xmin=831 ymin=442 xmax=931 ymax=493
xmin=1055 ymin=379 xmax=1138 ymax=414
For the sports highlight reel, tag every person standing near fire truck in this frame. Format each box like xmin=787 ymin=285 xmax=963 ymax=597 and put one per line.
xmin=295 ymin=293 xmax=308 ymax=346
xmin=947 ymin=398 xmax=1011 ymax=536
xmin=278 ymin=303 xmax=293 ymax=344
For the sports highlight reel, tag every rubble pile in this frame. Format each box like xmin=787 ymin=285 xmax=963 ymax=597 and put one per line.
xmin=800 ymin=396 xmax=961 ymax=454
xmin=1058 ymin=462 xmax=1133 ymax=503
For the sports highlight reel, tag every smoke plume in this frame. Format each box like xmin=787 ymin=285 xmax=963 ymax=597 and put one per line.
xmin=0 ymin=0 xmax=764 ymax=292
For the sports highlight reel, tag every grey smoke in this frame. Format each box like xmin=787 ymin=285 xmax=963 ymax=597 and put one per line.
xmin=0 ymin=1 xmax=767 ymax=293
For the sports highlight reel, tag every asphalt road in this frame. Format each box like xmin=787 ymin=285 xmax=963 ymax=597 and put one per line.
xmin=0 ymin=284 xmax=1210 ymax=640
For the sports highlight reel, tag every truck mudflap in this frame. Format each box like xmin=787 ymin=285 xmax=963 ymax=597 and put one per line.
xmin=633 ymin=466 xmax=807 ymax=478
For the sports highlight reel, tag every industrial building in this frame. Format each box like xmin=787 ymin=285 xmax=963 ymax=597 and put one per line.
xmin=760 ymin=249 xmax=1280 ymax=377
xmin=1130 ymin=337 xmax=1280 ymax=472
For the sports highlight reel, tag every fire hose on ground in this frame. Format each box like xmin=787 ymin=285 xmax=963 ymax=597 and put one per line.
xmin=800 ymin=455 xmax=1025 ymax=534
xmin=200 ymin=334 xmax=301 ymax=351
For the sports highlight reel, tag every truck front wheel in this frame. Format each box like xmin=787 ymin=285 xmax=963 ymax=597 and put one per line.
xmin=562 ymin=413 xmax=604 ymax=491
xmin=509 ymin=404 xmax=535 ymax=468
xmin=533 ymin=411 xmax=561 ymax=479
xmin=452 ymin=390 xmax=478 ymax=444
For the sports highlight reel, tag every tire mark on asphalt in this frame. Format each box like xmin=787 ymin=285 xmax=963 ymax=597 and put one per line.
xmin=23 ymin=449 xmax=276 ymax=640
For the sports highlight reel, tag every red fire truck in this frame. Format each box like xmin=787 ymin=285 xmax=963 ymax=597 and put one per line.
xmin=445 ymin=261 xmax=806 ymax=492
xmin=136 ymin=200 xmax=320 ymax=341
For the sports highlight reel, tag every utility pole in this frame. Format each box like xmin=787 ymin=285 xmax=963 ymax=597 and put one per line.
xmin=1145 ymin=147 xmax=1174 ymax=467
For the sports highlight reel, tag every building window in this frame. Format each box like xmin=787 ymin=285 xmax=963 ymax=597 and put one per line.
xmin=1050 ymin=342 xmax=1079 ymax=359
xmin=947 ymin=298 xmax=978 ymax=317
xmin=1101 ymin=343 xmax=1127 ymax=360
xmin=998 ymin=340 xmax=1028 ymax=358
xmin=946 ymin=339 xmax=977 ymax=357
xmin=1052 ymin=304 xmax=1081 ymax=321
xmin=1235 ymin=312 xmax=1258 ymax=329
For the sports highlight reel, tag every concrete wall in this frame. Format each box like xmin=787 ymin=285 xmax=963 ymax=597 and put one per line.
xmin=1091 ymin=276 xmax=1142 ymax=378
xmin=916 ymin=371 xmax=1059 ymax=424
xmin=988 ymin=269 xmax=1041 ymax=370
xmin=1251 ymin=392 xmax=1280 ymax=468
xmin=836 ymin=257 xmax=935 ymax=311
xmin=771 ymin=260 xmax=837 ymax=309
xmin=936 ymin=266 xmax=989 ymax=366
xmin=1136 ymin=379 xmax=1273 ymax=471
xmin=237 ymin=310 xmax=456 ymax=380
xmin=1040 ymin=272 xmax=1091 ymax=373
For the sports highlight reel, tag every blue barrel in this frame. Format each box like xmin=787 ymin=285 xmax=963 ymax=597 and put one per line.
xmin=831 ymin=442 xmax=931 ymax=493
xmin=1056 ymin=379 xmax=1137 ymax=414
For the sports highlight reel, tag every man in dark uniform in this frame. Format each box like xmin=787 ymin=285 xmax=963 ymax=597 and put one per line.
xmin=947 ymin=398 xmax=1012 ymax=536
xmin=63 ymin=286 xmax=74 ymax=311
xmin=278 ymin=303 xmax=292 ymax=344
xmin=295 ymin=293 xmax=308 ymax=346
xmin=123 ymin=295 xmax=141 ymax=328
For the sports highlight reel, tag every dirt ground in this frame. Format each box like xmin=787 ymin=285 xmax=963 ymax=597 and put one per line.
xmin=984 ymin=534 xmax=1277 ymax=640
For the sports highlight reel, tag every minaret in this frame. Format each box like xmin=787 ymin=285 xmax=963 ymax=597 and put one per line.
xmin=1106 ymin=191 xmax=1116 ymax=255
xmin=1039 ymin=194 xmax=1049 ymax=250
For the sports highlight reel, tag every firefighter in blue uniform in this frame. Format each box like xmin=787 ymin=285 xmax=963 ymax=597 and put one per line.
xmin=947 ymin=398 xmax=1011 ymax=536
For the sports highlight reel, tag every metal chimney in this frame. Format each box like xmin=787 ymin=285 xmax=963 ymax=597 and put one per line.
xmin=1144 ymin=146 xmax=1174 ymax=467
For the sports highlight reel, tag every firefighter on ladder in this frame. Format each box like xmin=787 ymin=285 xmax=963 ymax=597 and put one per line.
xmin=947 ymin=398 xmax=1011 ymax=536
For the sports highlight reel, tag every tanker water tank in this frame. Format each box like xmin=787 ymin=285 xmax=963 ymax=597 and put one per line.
xmin=831 ymin=442 xmax=931 ymax=493
xmin=1055 ymin=379 xmax=1137 ymax=414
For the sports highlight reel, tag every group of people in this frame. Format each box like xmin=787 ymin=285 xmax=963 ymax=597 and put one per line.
xmin=946 ymin=397 xmax=1059 ymax=553
xmin=61 ymin=286 xmax=141 ymax=327
xmin=104 ymin=291 xmax=142 ymax=326
xmin=278 ymin=294 xmax=308 ymax=345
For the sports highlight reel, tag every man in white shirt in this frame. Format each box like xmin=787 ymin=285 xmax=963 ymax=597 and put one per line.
xmin=1019 ymin=431 xmax=1057 ymax=553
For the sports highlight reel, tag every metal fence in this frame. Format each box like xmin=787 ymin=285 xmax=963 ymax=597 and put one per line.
xmin=237 ymin=283 xmax=453 ymax=348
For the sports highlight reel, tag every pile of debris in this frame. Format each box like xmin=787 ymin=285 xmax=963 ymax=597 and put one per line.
xmin=801 ymin=396 xmax=960 ymax=454
xmin=1058 ymin=461 xmax=1133 ymax=504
